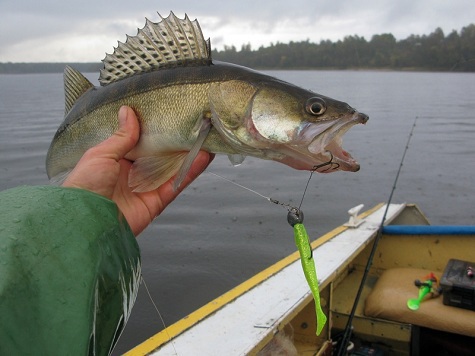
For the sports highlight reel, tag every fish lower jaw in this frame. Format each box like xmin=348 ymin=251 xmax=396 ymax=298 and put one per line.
xmin=328 ymin=151 xmax=360 ymax=172
xmin=277 ymin=145 xmax=360 ymax=173
xmin=323 ymin=142 xmax=361 ymax=172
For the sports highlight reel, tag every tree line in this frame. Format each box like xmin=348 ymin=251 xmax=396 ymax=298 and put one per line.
xmin=1 ymin=24 xmax=474 ymax=73
xmin=212 ymin=24 xmax=475 ymax=71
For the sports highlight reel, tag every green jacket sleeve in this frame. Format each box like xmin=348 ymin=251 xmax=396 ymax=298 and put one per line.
xmin=0 ymin=186 xmax=141 ymax=356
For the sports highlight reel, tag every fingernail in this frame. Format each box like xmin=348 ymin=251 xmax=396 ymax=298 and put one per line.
xmin=118 ymin=106 xmax=128 ymax=127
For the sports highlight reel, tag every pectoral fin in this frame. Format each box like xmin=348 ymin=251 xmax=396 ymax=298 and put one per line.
xmin=129 ymin=116 xmax=212 ymax=192
xmin=129 ymin=152 xmax=188 ymax=192
xmin=172 ymin=116 xmax=212 ymax=191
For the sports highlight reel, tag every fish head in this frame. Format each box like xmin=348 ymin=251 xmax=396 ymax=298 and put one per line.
xmin=211 ymin=78 xmax=368 ymax=173
xmin=250 ymin=84 xmax=369 ymax=172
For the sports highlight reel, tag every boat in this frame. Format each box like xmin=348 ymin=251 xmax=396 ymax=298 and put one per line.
xmin=124 ymin=203 xmax=475 ymax=355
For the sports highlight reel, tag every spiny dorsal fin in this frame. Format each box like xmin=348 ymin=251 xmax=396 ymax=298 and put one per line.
xmin=64 ymin=65 xmax=94 ymax=115
xmin=99 ymin=12 xmax=212 ymax=86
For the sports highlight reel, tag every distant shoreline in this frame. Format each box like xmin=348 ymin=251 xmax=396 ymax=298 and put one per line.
xmin=1 ymin=62 xmax=472 ymax=74
xmin=0 ymin=62 xmax=102 ymax=74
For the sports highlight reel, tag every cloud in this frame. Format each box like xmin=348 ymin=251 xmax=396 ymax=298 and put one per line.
xmin=1 ymin=0 xmax=474 ymax=62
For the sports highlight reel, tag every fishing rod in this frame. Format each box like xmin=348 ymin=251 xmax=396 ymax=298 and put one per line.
xmin=336 ymin=116 xmax=418 ymax=356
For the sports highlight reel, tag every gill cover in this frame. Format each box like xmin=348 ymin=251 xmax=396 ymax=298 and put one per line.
xmin=210 ymin=82 xmax=303 ymax=150
xmin=251 ymin=87 xmax=305 ymax=144
xmin=209 ymin=80 xmax=264 ymax=159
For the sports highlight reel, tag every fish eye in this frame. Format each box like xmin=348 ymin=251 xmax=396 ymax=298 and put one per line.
xmin=306 ymin=97 xmax=327 ymax=116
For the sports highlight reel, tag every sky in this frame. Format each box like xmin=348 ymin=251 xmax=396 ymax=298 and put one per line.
xmin=1 ymin=0 xmax=474 ymax=63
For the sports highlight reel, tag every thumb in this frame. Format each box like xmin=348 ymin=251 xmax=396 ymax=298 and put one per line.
xmin=93 ymin=106 xmax=140 ymax=160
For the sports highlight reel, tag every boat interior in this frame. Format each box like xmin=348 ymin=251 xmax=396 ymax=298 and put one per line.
xmin=276 ymin=204 xmax=475 ymax=356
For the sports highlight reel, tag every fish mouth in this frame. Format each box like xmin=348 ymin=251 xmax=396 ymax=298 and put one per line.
xmin=280 ymin=111 xmax=369 ymax=173
xmin=309 ymin=111 xmax=369 ymax=172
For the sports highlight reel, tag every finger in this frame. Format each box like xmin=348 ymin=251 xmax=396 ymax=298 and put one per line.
xmin=92 ymin=106 xmax=140 ymax=161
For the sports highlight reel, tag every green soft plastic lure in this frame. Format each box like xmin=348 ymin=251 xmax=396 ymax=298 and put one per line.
xmin=288 ymin=208 xmax=327 ymax=335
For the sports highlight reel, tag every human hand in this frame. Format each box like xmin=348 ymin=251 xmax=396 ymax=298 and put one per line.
xmin=62 ymin=106 xmax=214 ymax=236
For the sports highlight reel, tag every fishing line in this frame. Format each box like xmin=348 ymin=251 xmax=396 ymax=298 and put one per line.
xmin=208 ymin=172 xmax=297 ymax=210
xmin=298 ymin=151 xmax=337 ymax=210
xmin=208 ymin=172 xmax=272 ymax=203
xmin=210 ymin=153 xmax=336 ymax=212
xmin=336 ymin=116 xmax=419 ymax=356
xmin=298 ymin=170 xmax=316 ymax=210
xmin=141 ymin=276 xmax=179 ymax=356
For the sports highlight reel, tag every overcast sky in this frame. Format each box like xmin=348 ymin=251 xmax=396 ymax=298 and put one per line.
xmin=1 ymin=0 xmax=474 ymax=62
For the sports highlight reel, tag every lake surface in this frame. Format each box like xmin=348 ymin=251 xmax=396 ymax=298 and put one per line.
xmin=1 ymin=70 xmax=474 ymax=353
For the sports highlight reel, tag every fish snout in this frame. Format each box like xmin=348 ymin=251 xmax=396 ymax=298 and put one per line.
xmin=356 ymin=112 xmax=369 ymax=124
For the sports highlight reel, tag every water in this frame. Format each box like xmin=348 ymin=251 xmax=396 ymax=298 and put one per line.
xmin=0 ymin=70 xmax=474 ymax=353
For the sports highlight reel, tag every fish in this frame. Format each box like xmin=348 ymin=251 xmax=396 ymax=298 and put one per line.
xmin=46 ymin=12 xmax=369 ymax=192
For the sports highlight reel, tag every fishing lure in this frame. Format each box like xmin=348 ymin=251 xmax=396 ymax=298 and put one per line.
xmin=407 ymin=272 xmax=441 ymax=310
xmin=287 ymin=208 xmax=327 ymax=336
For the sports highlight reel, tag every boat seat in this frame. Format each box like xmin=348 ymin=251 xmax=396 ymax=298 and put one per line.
xmin=364 ymin=268 xmax=475 ymax=337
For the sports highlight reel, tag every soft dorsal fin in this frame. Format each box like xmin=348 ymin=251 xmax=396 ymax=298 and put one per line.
xmin=64 ymin=65 xmax=94 ymax=115
xmin=99 ymin=12 xmax=212 ymax=86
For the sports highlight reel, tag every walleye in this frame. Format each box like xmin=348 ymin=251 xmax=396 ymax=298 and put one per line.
xmin=46 ymin=12 xmax=368 ymax=192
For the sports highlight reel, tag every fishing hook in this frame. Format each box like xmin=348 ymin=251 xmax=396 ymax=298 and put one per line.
xmin=295 ymin=151 xmax=337 ymax=210
xmin=311 ymin=151 xmax=340 ymax=172
xmin=271 ymin=151 xmax=339 ymax=210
